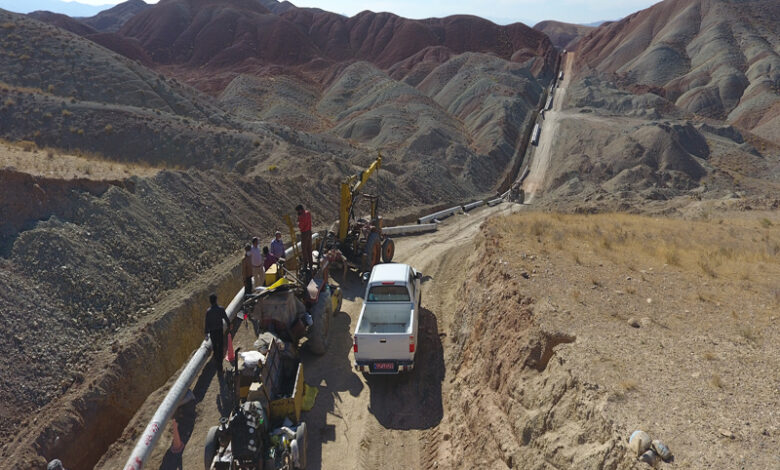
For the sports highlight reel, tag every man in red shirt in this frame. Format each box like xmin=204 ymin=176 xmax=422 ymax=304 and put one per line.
xmin=296 ymin=204 xmax=313 ymax=270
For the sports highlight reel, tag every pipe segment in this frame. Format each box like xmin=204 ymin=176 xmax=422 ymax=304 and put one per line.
xmin=124 ymin=236 xmax=316 ymax=470
xmin=417 ymin=205 xmax=462 ymax=224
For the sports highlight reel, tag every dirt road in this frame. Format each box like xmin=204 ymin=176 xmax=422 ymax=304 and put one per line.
xmin=522 ymin=52 xmax=575 ymax=202
xmin=97 ymin=202 xmax=521 ymax=470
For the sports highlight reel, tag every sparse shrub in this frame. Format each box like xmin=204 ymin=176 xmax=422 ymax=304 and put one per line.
xmin=19 ymin=140 xmax=36 ymax=151
xmin=268 ymin=165 xmax=278 ymax=172
xmin=619 ymin=380 xmax=638 ymax=392
xmin=77 ymin=128 xmax=84 ymax=135
xmin=664 ymin=248 xmax=680 ymax=266
xmin=703 ymin=352 xmax=715 ymax=361
xmin=46 ymin=150 xmax=54 ymax=159
xmin=104 ymin=124 xmax=113 ymax=134
xmin=43 ymin=112 xmax=53 ymax=120
xmin=47 ymin=84 xmax=55 ymax=93
xmin=710 ymin=374 xmax=723 ymax=389
xmin=739 ymin=325 xmax=758 ymax=344
xmin=698 ymin=256 xmax=717 ymax=278
xmin=61 ymin=109 xmax=72 ymax=117
xmin=4 ymin=98 xmax=15 ymax=107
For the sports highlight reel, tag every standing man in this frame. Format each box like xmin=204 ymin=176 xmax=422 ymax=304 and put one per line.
xmin=270 ymin=230 xmax=285 ymax=260
xmin=262 ymin=246 xmax=278 ymax=270
xmin=250 ymin=236 xmax=264 ymax=285
xmin=241 ymin=244 xmax=253 ymax=297
xmin=296 ymin=204 xmax=313 ymax=270
xmin=205 ymin=293 xmax=230 ymax=376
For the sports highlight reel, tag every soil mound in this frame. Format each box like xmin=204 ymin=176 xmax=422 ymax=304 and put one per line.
xmin=533 ymin=20 xmax=594 ymax=50
xmin=575 ymin=0 xmax=780 ymax=143
xmin=117 ymin=0 xmax=555 ymax=82
xmin=27 ymin=10 xmax=97 ymax=36
xmin=81 ymin=0 xmax=150 ymax=32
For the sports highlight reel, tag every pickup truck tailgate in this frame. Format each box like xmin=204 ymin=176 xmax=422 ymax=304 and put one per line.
xmin=354 ymin=331 xmax=413 ymax=373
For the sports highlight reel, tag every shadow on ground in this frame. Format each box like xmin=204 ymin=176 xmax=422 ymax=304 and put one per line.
xmin=299 ymin=304 xmax=364 ymax=470
xmin=365 ymin=307 xmax=444 ymax=430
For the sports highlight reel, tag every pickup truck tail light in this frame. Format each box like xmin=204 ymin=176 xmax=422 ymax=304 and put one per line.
xmin=353 ymin=336 xmax=358 ymax=353
xmin=409 ymin=336 xmax=415 ymax=353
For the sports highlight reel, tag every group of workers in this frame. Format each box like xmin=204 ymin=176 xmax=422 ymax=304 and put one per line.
xmin=206 ymin=204 xmax=314 ymax=376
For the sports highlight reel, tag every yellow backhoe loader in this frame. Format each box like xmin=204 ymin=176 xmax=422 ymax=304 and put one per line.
xmin=319 ymin=153 xmax=395 ymax=273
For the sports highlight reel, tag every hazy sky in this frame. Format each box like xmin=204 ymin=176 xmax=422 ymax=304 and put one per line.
xmin=54 ymin=0 xmax=662 ymax=25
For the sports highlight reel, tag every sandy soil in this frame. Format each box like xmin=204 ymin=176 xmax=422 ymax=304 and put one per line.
xmin=0 ymin=141 xmax=159 ymax=179
xmin=97 ymin=203 xmax=521 ymax=470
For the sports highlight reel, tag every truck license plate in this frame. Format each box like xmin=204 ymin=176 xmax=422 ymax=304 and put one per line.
xmin=373 ymin=362 xmax=394 ymax=370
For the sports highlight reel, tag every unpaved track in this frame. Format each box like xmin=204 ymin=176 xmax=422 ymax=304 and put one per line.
xmin=98 ymin=202 xmax=521 ymax=470
xmin=523 ymin=53 xmax=575 ymax=202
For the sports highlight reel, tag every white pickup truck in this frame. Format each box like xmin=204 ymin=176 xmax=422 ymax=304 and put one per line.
xmin=353 ymin=263 xmax=422 ymax=374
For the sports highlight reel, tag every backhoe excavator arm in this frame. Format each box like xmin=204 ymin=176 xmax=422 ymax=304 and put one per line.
xmin=338 ymin=153 xmax=382 ymax=242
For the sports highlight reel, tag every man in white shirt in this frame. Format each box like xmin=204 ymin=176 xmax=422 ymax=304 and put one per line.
xmin=250 ymin=237 xmax=264 ymax=285
xmin=270 ymin=230 xmax=285 ymax=259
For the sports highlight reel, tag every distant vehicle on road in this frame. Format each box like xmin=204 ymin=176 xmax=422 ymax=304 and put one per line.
xmin=353 ymin=263 xmax=422 ymax=374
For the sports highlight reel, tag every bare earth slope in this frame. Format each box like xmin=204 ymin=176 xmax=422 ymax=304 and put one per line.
xmin=80 ymin=0 xmax=150 ymax=32
xmin=575 ymin=0 xmax=780 ymax=144
xmin=534 ymin=20 xmax=594 ymax=50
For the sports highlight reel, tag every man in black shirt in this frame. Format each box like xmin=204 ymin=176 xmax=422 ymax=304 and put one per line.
xmin=205 ymin=293 xmax=230 ymax=375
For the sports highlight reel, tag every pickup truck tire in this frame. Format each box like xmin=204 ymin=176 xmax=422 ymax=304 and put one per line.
xmin=381 ymin=238 xmax=395 ymax=263
xmin=295 ymin=422 xmax=308 ymax=469
xmin=307 ymin=292 xmax=331 ymax=355
xmin=204 ymin=425 xmax=218 ymax=470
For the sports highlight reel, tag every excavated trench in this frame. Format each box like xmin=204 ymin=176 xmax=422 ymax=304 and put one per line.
xmin=429 ymin=227 xmax=633 ymax=470
xmin=9 ymin=262 xmax=242 ymax=470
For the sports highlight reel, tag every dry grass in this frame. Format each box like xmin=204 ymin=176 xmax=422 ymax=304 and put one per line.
xmin=0 ymin=138 xmax=160 ymax=179
xmin=710 ymin=374 xmax=723 ymax=389
xmin=498 ymin=212 xmax=780 ymax=296
xmin=620 ymin=379 xmax=638 ymax=392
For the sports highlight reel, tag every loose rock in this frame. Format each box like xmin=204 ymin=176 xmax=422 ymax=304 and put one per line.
xmin=652 ymin=439 xmax=673 ymax=462
xmin=629 ymin=430 xmax=652 ymax=456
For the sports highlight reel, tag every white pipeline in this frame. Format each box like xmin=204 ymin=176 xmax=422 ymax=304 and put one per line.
xmin=462 ymin=200 xmax=485 ymax=212
xmin=382 ymin=223 xmax=438 ymax=236
xmin=418 ymin=205 xmax=462 ymax=224
xmin=123 ymin=237 xmax=314 ymax=470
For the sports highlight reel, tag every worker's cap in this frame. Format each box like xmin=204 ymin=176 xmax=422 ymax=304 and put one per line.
xmin=275 ymin=231 xmax=282 ymax=236
xmin=252 ymin=236 xmax=258 ymax=243
xmin=47 ymin=460 xmax=64 ymax=470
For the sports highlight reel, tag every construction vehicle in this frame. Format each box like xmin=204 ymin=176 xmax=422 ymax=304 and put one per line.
xmin=204 ymin=340 xmax=309 ymax=470
xmin=318 ymin=153 xmax=395 ymax=273
xmin=241 ymin=253 xmax=342 ymax=355
xmin=204 ymin=256 xmax=343 ymax=469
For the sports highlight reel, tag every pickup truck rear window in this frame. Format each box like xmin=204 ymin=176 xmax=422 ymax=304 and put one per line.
xmin=367 ymin=285 xmax=410 ymax=302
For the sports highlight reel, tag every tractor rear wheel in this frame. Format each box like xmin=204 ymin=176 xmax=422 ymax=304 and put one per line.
xmin=381 ymin=238 xmax=395 ymax=263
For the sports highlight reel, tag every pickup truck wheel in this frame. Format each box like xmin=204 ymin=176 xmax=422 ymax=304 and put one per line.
xmin=381 ymin=238 xmax=395 ymax=263
xmin=307 ymin=294 xmax=330 ymax=355
xmin=295 ymin=422 xmax=308 ymax=469
xmin=204 ymin=426 xmax=218 ymax=470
